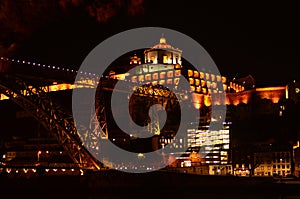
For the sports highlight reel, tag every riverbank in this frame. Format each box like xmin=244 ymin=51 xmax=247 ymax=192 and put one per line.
xmin=1 ymin=170 xmax=300 ymax=199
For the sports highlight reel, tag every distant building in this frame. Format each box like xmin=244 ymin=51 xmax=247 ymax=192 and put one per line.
xmin=254 ymin=149 xmax=292 ymax=177
xmin=187 ymin=122 xmax=231 ymax=165
xmin=232 ymin=144 xmax=293 ymax=177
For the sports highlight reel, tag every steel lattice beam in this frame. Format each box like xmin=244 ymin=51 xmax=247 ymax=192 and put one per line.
xmin=0 ymin=74 xmax=101 ymax=170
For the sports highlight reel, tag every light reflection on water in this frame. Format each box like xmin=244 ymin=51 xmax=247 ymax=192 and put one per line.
xmin=2 ymin=173 xmax=300 ymax=199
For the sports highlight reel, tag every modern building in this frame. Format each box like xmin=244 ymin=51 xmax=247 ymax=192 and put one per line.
xmin=254 ymin=147 xmax=292 ymax=177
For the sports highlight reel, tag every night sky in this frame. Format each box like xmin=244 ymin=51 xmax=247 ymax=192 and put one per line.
xmin=1 ymin=0 xmax=299 ymax=87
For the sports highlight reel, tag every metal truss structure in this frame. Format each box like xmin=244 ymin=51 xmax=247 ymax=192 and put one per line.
xmin=0 ymin=74 xmax=101 ymax=170
xmin=0 ymin=73 xmax=187 ymax=171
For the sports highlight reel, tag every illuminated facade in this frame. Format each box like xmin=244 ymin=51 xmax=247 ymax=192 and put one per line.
xmin=254 ymin=151 xmax=292 ymax=177
xmin=128 ymin=36 xmax=182 ymax=88
xmin=187 ymin=122 xmax=231 ymax=165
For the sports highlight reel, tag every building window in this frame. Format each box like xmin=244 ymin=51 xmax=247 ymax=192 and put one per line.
xmin=190 ymin=86 xmax=195 ymax=92
xmin=159 ymin=80 xmax=165 ymax=85
xmin=131 ymin=76 xmax=137 ymax=83
xmin=150 ymin=56 xmax=155 ymax=63
xmin=222 ymin=76 xmax=227 ymax=83
xmin=167 ymin=71 xmax=173 ymax=78
xmin=189 ymin=78 xmax=194 ymax=85
xmin=167 ymin=79 xmax=172 ymax=85
xmin=200 ymin=72 xmax=204 ymax=79
xmin=205 ymin=73 xmax=210 ymax=80
xmin=174 ymin=78 xmax=180 ymax=85
xmin=163 ymin=55 xmax=168 ymax=64
xmin=195 ymin=79 xmax=200 ymax=86
xmin=207 ymin=81 xmax=211 ymax=88
xmin=138 ymin=75 xmax=144 ymax=82
xmin=152 ymin=73 xmax=158 ymax=80
xmin=160 ymin=72 xmax=166 ymax=79
xmin=175 ymin=70 xmax=181 ymax=76
xmin=211 ymin=74 xmax=215 ymax=81
xmin=145 ymin=74 xmax=151 ymax=81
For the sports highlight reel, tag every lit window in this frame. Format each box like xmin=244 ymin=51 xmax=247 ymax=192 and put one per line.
xmin=212 ymin=82 xmax=217 ymax=88
xmin=222 ymin=76 xmax=226 ymax=83
xmin=189 ymin=78 xmax=194 ymax=85
xmin=205 ymin=73 xmax=210 ymax=80
xmin=207 ymin=81 xmax=211 ymax=88
xmin=160 ymin=72 xmax=166 ymax=79
xmin=167 ymin=71 xmax=173 ymax=78
xmin=188 ymin=70 xmax=193 ymax=77
xmin=223 ymin=84 xmax=227 ymax=91
xmin=163 ymin=55 xmax=168 ymax=63
xmin=190 ymin=86 xmax=195 ymax=92
xmin=159 ymin=80 xmax=165 ymax=85
xmin=152 ymin=73 xmax=158 ymax=80
xmin=131 ymin=76 xmax=137 ymax=83
xmin=150 ymin=56 xmax=155 ymax=63
xmin=211 ymin=74 xmax=215 ymax=81
xmin=145 ymin=74 xmax=151 ymax=81
xmin=138 ymin=75 xmax=144 ymax=82
xmin=200 ymin=72 xmax=204 ymax=79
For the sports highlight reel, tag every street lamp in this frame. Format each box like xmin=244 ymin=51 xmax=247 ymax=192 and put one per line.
xmin=37 ymin=151 xmax=42 ymax=163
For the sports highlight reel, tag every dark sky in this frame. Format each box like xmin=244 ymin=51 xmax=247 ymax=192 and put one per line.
xmin=1 ymin=0 xmax=299 ymax=87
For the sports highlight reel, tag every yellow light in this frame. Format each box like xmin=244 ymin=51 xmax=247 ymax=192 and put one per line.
xmin=137 ymin=153 xmax=145 ymax=158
